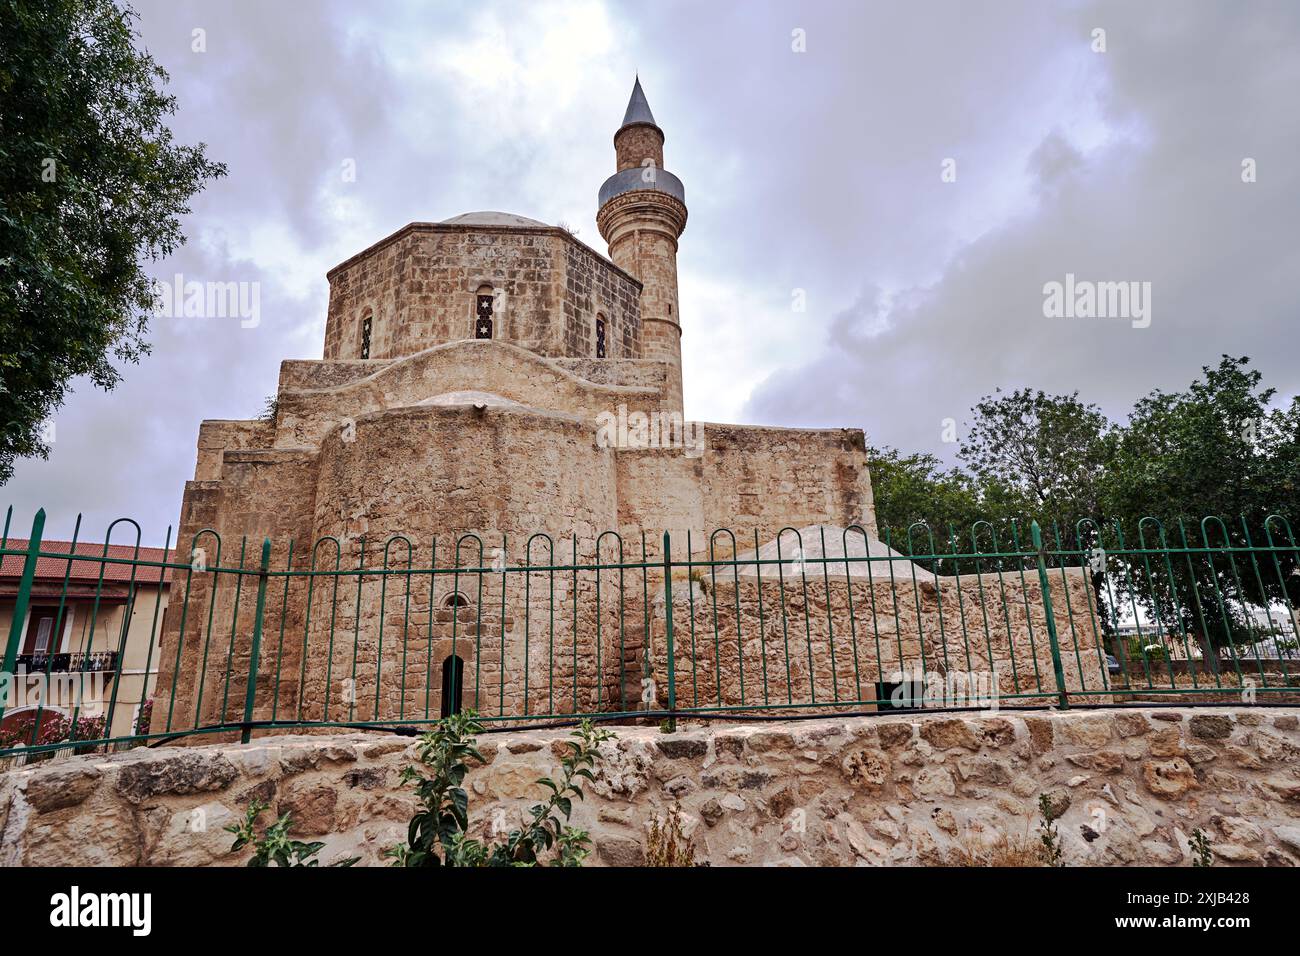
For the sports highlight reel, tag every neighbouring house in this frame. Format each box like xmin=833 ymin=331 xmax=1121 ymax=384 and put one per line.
xmin=0 ymin=538 xmax=172 ymax=745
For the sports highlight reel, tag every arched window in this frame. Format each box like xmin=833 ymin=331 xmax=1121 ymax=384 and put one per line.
xmin=359 ymin=313 xmax=372 ymax=359
xmin=441 ymin=655 xmax=465 ymax=718
xmin=475 ymin=285 xmax=494 ymax=339
xmin=595 ymin=314 xmax=607 ymax=358
xmin=442 ymin=591 xmax=469 ymax=608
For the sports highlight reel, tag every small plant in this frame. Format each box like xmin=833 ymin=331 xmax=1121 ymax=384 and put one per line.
xmin=1037 ymin=794 xmax=1064 ymax=867
xmin=134 ymin=697 xmax=154 ymax=737
xmin=385 ymin=709 xmax=615 ymax=867
xmin=645 ymin=803 xmax=698 ymax=867
xmin=1190 ymin=828 xmax=1214 ymax=867
xmin=226 ymin=800 xmax=359 ymax=867
xmin=951 ymin=825 xmax=1040 ymax=867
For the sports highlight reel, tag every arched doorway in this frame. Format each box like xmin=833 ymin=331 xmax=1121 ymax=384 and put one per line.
xmin=440 ymin=655 xmax=465 ymax=718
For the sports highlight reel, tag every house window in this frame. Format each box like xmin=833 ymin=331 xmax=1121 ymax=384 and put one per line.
xmin=475 ymin=287 xmax=494 ymax=339
xmin=441 ymin=655 xmax=465 ymax=718
xmin=360 ymin=315 xmax=372 ymax=359
xmin=595 ymin=315 xmax=607 ymax=358
xmin=23 ymin=606 xmax=59 ymax=655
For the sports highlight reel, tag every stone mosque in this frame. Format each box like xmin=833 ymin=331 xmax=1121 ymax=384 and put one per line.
xmin=176 ymin=77 xmax=875 ymax=560
xmin=152 ymin=80 xmax=1100 ymax=731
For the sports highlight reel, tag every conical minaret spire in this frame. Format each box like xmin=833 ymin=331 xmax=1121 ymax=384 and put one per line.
xmin=620 ymin=75 xmax=658 ymax=130
xmin=597 ymin=77 xmax=689 ymax=409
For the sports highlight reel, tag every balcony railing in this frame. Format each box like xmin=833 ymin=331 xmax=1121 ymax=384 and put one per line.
xmin=14 ymin=651 xmax=119 ymax=674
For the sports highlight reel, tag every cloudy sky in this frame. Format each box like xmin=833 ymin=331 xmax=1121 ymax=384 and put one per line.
xmin=4 ymin=0 xmax=1298 ymax=545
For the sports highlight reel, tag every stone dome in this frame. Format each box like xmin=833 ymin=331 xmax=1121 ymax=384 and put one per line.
xmin=440 ymin=211 xmax=547 ymax=228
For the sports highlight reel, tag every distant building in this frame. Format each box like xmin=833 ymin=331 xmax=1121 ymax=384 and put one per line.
xmin=0 ymin=539 xmax=171 ymax=743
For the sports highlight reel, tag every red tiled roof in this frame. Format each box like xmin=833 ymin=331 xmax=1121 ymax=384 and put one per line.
xmin=0 ymin=538 xmax=172 ymax=585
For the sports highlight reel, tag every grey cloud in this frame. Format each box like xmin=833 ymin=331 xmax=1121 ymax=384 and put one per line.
xmin=744 ymin=0 xmax=1300 ymax=455
xmin=4 ymin=0 xmax=1297 ymax=544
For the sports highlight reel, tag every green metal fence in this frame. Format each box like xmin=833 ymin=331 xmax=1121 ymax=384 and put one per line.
xmin=2 ymin=506 xmax=1299 ymax=762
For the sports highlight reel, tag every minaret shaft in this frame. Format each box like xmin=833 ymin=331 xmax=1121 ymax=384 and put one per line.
xmin=598 ymin=78 xmax=688 ymax=410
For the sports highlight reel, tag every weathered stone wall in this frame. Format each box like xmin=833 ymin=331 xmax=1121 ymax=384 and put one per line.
xmin=698 ymin=424 xmax=877 ymax=539
xmin=321 ymin=224 xmax=642 ymax=362
xmin=649 ymin=570 xmax=1107 ymax=712
xmin=5 ymin=708 xmax=1298 ymax=867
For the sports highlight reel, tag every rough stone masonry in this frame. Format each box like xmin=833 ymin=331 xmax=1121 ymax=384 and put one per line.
xmin=4 ymin=707 xmax=1298 ymax=866
xmin=150 ymin=77 xmax=897 ymax=733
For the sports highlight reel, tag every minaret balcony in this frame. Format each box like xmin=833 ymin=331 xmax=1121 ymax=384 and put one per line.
xmin=598 ymin=166 xmax=686 ymax=208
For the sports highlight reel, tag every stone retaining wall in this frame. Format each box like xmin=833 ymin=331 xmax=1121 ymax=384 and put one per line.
xmin=3 ymin=707 xmax=1298 ymax=867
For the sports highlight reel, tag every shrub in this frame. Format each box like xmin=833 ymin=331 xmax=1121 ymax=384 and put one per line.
xmin=385 ymin=709 xmax=614 ymax=867
xmin=0 ymin=709 xmax=104 ymax=755
xmin=134 ymin=697 xmax=154 ymax=737
xmin=226 ymin=800 xmax=359 ymax=867
xmin=1037 ymin=794 xmax=1065 ymax=867
xmin=1190 ymin=828 xmax=1214 ymax=867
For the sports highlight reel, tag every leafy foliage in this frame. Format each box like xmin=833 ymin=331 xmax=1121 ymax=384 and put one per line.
xmin=867 ymin=446 xmax=984 ymax=548
xmin=1190 ymin=827 xmax=1213 ymax=868
xmin=1100 ymin=357 xmax=1300 ymax=659
xmin=133 ymin=696 xmax=153 ymax=737
xmin=1037 ymin=794 xmax=1064 ymax=867
xmin=385 ymin=709 xmax=614 ymax=867
xmin=226 ymin=800 xmax=359 ymax=868
xmin=870 ymin=355 xmax=1300 ymax=664
xmin=0 ymin=709 xmax=104 ymax=754
xmin=0 ymin=0 xmax=225 ymax=482
xmin=961 ymin=388 xmax=1115 ymax=533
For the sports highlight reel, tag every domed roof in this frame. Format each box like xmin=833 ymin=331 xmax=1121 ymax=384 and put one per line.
xmin=440 ymin=211 xmax=547 ymax=228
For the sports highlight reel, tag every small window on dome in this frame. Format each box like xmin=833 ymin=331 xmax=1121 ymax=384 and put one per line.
xmin=475 ymin=285 xmax=494 ymax=339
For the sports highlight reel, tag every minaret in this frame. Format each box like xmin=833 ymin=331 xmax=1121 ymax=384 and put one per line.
xmin=597 ymin=77 xmax=688 ymax=409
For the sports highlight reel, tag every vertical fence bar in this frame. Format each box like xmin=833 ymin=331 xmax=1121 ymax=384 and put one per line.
xmin=0 ymin=509 xmax=45 ymax=727
xmin=241 ymin=538 xmax=273 ymax=743
xmin=662 ymin=531 xmax=676 ymax=730
xmin=1031 ymin=520 xmax=1070 ymax=709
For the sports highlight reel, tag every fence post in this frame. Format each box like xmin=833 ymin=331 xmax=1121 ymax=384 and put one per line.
xmin=241 ymin=537 xmax=273 ymax=743
xmin=1 ymin=509 xmax=45 ymax=727
xmin=662 ymin=531 xmax=676 ymax=731
xmin=1030 ymin=520 xmax=1070 ymax=710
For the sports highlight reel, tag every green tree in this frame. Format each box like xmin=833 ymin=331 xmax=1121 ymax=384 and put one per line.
xmin=958 ymin=387 xmax=1116 ymax=538
xmin=1100 ymin=356 xmax=1300 ymax=667
xmin=0 ymin=0 xmax=225 ymax=482
xmin=867 ymin=445 xmax=984 ymax=548
xmin=868 ymin=444 xmax=1040 ymax=577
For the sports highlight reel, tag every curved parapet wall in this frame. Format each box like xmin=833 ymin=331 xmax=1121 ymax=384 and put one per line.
xmin=272 ymin=340 xmax=667 ymax=450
